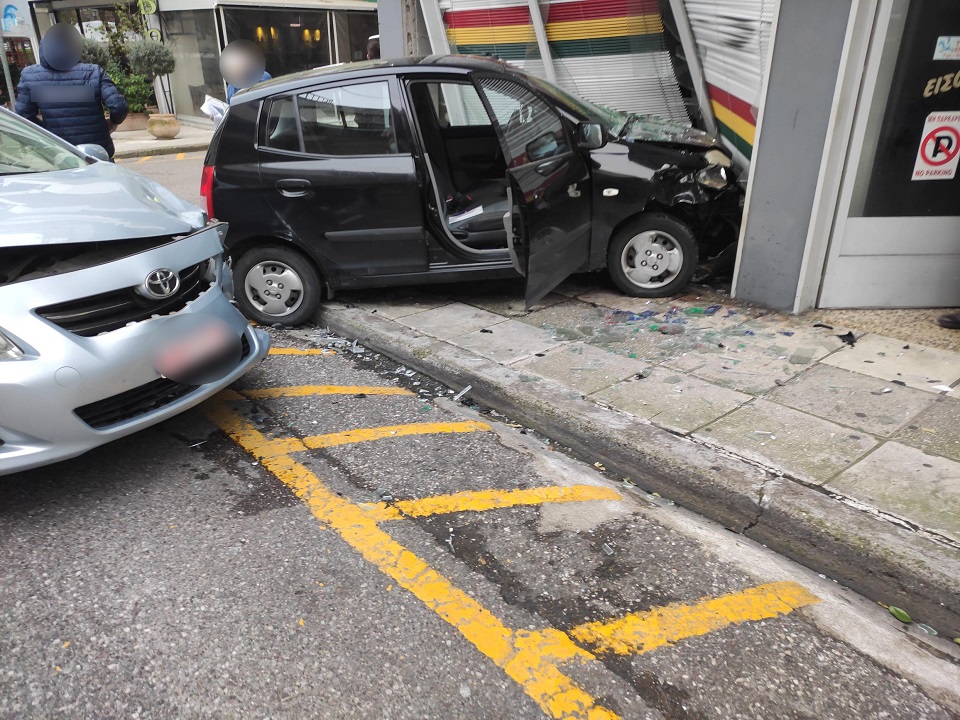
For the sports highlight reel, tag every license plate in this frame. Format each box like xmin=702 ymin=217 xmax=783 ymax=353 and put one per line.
xmin=156 ymin=319 xmax=234 ymax=381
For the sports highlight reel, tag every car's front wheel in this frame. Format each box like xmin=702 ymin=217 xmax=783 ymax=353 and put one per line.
xmin=233 ymin=245 xmax=321 ymax=326
xmin=607 ymin=214 xmax=698 ymax=297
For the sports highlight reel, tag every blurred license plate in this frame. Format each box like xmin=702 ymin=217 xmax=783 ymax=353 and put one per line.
xmin=156 ymin=319 xmax=233 ymax=380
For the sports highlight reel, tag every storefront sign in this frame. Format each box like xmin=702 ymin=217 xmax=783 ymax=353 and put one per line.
xmin=912 ymin=112 xmax=960 ymax=179
xmin=934 ymin=36 xmax=960 ymax=60
xmin=2 ymin=1 xmax=30 ymax=37
xmin=863 ymin=0 xmax=960 ymax=216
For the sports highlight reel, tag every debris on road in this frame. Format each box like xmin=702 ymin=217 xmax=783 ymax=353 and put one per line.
xmin=888 ymin=606 xmax=912 ymax=624
xmin=452 ymin=385 xmax=473 ymax=402
xmin=837 ymin=332 xmax=857 ymax=347
xmin=601 ymin=543 xmax=615 ymax=556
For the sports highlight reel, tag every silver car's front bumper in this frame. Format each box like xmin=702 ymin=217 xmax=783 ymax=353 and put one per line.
xmin=0 ymin=225 xmax=270 ymax=476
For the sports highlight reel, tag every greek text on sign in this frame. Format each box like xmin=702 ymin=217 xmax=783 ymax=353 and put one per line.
xmin=934 ymin=36 xmax=960 ymax=60
xmin=912 ymin=112 xmax=960 ymax=180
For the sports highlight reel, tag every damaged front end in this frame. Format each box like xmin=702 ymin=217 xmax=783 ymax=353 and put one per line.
xmin=620 ymin=117 xmax=745 ymax=278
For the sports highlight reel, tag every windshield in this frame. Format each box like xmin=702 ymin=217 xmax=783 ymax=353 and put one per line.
xmin=0 ymin=111 xmax=87 ymax=176
xmin=524 ymin=74 xmax=629 ymax=135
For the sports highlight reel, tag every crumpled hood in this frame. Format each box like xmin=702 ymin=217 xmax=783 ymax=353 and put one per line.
xmin=0 ymin=161 xmax=206 ymax=247
xmin=621 ymin=114 xmax=720 ymax=149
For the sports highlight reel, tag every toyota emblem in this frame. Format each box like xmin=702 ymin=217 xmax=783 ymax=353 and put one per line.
xmin=142 ymin=268 xmax=180 ymax=299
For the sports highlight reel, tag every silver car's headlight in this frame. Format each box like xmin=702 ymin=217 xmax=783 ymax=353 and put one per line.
xmin=697 ymin=165 xmax=729 ymax=190
xmin=0 ymin=330 xmax=24 ymax=360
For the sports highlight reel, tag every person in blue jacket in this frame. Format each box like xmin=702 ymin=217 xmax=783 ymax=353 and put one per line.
xmin=226 ymin=69 xmax=271 ymax=103
xmin=15 ymin=24 xmax=128 ymax=160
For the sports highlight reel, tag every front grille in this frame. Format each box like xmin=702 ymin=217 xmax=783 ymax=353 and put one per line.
xmin=74 ymin=331 xmax=253 ymax=429
xmin=36 ymin=262 xmax=211 ymax=337
xmin=75 ymin=378 xmax=200 ymax=429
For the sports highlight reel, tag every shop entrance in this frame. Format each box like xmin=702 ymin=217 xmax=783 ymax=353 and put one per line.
xmin=820 ymin=0 xmax=960 ymax=308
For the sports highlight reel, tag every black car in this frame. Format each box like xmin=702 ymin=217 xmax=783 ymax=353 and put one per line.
xmin=203 ymin=56 xmax=743 ymax=326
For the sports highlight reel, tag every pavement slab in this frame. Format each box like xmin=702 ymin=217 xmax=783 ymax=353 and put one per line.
xmin=462 ymin=288 xmax=566 ymax=318
xmin=664 ymin=333 xmax=833 ymax=396
xmin=896 ymin=397 xmax=960 ymax=463
xmin=450 ymin=319 xmax=566 ymax=364
xmin=821 ymin=334 xmax=960 ymax=393
xmin=393 ymin=302 xmax=509 ymax=340
xmin=514 ymin=343 xmax=645 ymax=395
xmin=768 ymin=364 xmax=938 ymax=437
xmin=593 ymin=370 xmax=752 ymax=435
xmin=340 ymin=288 xmax=451 ymax=320
xmin=825 ymin=443 xmax=960 ymax=543
xmin=694 ymin=399 xmax=879 ymax=484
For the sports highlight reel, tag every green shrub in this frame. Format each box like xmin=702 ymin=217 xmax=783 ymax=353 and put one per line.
xmin=127 ymin=39 xmax=175 ymax=79
xmin=80 ymin=38 xmax=110 ymax=68
xmin=113 ymin=73 xmax=154 ymax=113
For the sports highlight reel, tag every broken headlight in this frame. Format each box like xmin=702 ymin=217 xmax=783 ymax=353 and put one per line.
xmin=697 ymin=165 xmax=729 ymax=190
xmin=704 ymin=149 xmax=732 ymax=168
xmin=0 ymin=330 xmax=24 ymax=360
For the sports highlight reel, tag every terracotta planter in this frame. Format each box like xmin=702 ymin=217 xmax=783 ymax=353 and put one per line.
xmin=147 ymin=113 xmax=181 ymax=140
xmin=113 ymin=112 xmax=149 ymax=132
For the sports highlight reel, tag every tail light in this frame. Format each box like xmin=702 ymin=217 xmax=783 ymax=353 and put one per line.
xmin=200 ymin=165 xmax=215 ymax=219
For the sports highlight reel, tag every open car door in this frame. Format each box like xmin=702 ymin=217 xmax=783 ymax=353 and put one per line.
xmin=476 ymin=75 xmax=593 ymax=309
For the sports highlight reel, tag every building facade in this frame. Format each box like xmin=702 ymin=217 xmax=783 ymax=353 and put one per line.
xmin=28 ymin=0 xmax=377 ymax=117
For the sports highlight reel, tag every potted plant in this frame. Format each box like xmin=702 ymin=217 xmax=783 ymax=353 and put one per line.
xmin=128 ymin=39 xmax=179 ymax=138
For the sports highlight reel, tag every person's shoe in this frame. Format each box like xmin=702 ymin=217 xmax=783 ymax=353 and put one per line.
xmin=937 ymin=312 xmax=960 ymax=329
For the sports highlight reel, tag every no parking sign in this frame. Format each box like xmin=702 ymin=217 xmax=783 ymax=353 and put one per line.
xmin=912 ymin=111 xmax=960 ymax=180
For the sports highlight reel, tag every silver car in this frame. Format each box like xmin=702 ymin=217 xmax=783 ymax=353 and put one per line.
xmin=0 ymin=108 xmax=270 ymax=476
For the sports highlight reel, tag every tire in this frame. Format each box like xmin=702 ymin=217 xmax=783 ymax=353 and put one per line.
xmin=233 ymin=245 xmax=321 ymax=327
xmin=606 ymin=214 xmax=698 ymax=298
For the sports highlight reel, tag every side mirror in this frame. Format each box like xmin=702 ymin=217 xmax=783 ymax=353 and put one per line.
xmin=77 ymin=143 xmax=110 ymax=162
xmin=578 ymin=122 xmax=605 ymax=150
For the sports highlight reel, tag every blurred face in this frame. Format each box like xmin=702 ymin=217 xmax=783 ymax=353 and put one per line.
xmin=42 ymin=24 xmax=82 ymax=71
xmin=219 ymin=40 xmax=266 ymax=89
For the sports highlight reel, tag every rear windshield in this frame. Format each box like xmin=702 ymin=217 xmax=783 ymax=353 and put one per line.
xmin=0 ymin=111 xmax=87 ymax=175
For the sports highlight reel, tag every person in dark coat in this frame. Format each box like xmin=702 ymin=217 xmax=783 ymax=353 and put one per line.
xmin=15 ymin=24 xmax=128 ymax=159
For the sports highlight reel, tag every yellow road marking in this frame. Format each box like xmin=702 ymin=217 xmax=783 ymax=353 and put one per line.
xmin=136 ymin=155 xmax=153 ymax=163
xmin=301 ymin=421 xmax=490 ymax=450
xmin=176 ymin=152 xmax=186 ymax=160
xmin=243 ymin=385 xmax=415 ymax=399
xmin=269 ymin=347 xmax=336 ymax=356
xmin=205 ymin=396 xmax=619 ymax=719
xmin=570 ymin=581 xmax=819 ymax=656
xmin=362 ymin=485 xmax=623 ymax=521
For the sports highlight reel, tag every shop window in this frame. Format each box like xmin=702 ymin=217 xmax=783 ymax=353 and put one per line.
xmin=296 ymin=81 xmax=397 ymax=156
xmin=162 ymin=9 xmax=223 ymax=117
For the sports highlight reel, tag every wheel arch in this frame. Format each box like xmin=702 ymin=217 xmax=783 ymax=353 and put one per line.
xmin=227 ymin=236 xmax=333 ymax=298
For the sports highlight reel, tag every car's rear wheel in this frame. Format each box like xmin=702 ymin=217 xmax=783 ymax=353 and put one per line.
xmin=607 ymin=214 xmax=698 ymax=297
xmin=234 ymin=245 xmax=321 ymax=326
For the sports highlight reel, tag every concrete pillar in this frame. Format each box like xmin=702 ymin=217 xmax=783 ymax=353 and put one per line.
xmin=732 ymin=0 xmax=854 ymax=311
xmin=378 ymin=0 xmax=429 ymax=59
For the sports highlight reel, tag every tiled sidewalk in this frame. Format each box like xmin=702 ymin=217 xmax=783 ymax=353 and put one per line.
xmin=328 ymin=278 xmax=960 ymax=546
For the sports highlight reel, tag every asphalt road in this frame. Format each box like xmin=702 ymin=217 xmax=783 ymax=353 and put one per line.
xmin=2 ymin=157 xmax=957 ymax=718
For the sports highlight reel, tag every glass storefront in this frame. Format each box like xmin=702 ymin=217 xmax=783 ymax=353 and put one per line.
xmin=161 ymin=9 xmax=224 ymax=117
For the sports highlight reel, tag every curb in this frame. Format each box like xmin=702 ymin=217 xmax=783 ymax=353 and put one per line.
xmin=318 ymin=303 xmax=960 ymax=637
xmin=114 ymin=142 xmax=210 ymax=159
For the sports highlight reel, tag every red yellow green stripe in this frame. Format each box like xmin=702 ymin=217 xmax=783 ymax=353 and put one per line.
xmin=706 ymin=84 xmax=756 ymax=158
xmin=448 ymin=14 xmax=662 ymax=46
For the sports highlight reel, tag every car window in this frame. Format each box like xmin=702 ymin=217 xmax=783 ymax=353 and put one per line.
xmin=475 ymin=77 xmax=568 ymax=167
xmin=0 ymin=111 xmax=86 ymax=175
xmin=423 ymin=82 xmax=491 ymax=128
xmin=297 ymin=81 xmax=398 ymax=156
xmin=264 ymin=96 xmax=301 ymax=152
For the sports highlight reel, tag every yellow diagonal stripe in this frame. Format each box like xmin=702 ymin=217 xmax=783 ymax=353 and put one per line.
xmin=302 ymin=421 xmax=491 ymax=450
xmin=269 ymin=347 xmax=336 ymax=356
xmin=711 ymin=101 xmax=756 ymax=146
xmin=136 ymin=156 xmax=152 ymax=163
xmin=243 ymin=385 xmax=415 ymax=399
xmin=570 ymin=581 xmax=819 ymax=656
xmin=204 ymin=398 xmax=619 ymax=720
xmin=176 ymin=152 xmax=186 ymax=160
xmin=363 ymin=484 xmax=623 ymax=521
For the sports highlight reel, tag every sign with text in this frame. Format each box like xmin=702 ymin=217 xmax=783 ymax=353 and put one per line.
xmin=934 ymin=36 xmax=960 ymax=60
xmin=912 ymin=112 xmax=960 ymax=179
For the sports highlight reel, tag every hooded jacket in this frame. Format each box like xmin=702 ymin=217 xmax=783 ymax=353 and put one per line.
xmin=15 ymin=34 xmax=128 ymax=158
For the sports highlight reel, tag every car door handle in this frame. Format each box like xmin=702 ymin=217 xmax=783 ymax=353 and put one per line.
xmin=535 ymin=158 xmax=564 ymax=176
xmin=276 ymin=178 xmax=312 ymax=197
